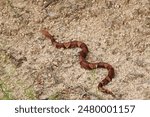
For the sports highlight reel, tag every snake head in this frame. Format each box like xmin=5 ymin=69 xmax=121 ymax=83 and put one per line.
xmin=40 ymin=29 xmax=53 ymax=39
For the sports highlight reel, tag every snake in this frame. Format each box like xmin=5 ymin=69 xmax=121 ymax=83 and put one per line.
xmin=41 ymin=30 xmax=115 ymax=97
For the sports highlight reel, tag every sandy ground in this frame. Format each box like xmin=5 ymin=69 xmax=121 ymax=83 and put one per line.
xmin=0 ymin=0 xmax=150 ymax=100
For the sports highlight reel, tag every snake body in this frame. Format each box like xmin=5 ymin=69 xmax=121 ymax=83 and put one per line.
xmin=41 ymin=30 xmax=115 ymax=97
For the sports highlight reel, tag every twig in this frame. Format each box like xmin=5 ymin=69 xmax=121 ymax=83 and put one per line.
xmin=42 ymin=0 xmax=55 ymax=9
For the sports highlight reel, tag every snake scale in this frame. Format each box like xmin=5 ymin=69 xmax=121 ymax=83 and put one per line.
xmin=41 ymin=30 xmax=115 ymax=97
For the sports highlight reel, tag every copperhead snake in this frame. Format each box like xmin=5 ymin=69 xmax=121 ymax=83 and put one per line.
xmin=41 ymin=30 xmax=115 ymax=97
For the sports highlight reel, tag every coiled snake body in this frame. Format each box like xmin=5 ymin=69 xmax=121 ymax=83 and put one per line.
xmin=41 ymin=30 xmax=115 ymax=97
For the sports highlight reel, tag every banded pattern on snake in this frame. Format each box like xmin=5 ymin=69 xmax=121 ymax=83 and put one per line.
xmin=41 ymin=30 xmax=115 ymax=97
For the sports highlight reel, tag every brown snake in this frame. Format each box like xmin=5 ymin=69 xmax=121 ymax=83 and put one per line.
xmin=41 ymin=30 xmax=115 ymax=97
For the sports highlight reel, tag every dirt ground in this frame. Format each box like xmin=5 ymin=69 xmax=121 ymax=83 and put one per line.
xmin=0 ymin=0 xmax=150 ymax=100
